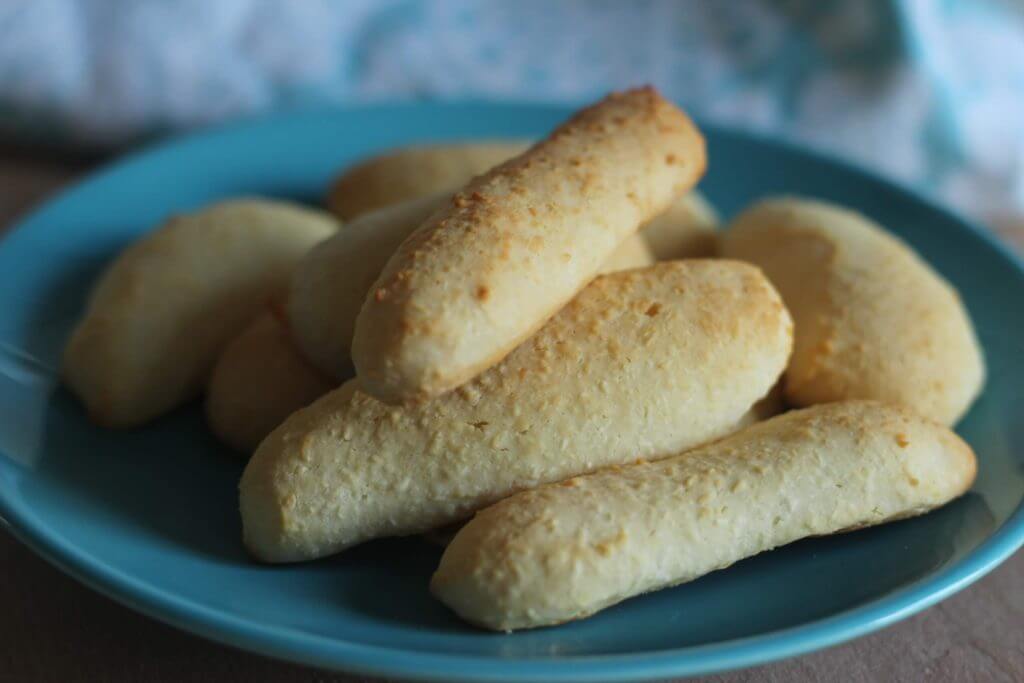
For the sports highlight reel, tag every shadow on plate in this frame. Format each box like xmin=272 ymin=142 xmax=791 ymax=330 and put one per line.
xmin=329 ymin=536 xmax=472 ymax=632
xmin=27 ymin=389 xmax=248 ymax=564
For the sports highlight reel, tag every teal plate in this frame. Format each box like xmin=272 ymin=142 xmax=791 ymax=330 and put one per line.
xmin=0 ymin=104 xmax=1022 ymax=682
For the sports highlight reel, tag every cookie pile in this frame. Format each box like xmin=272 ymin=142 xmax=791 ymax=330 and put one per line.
xmin=63 ymin=87 xmax=984 ymax=632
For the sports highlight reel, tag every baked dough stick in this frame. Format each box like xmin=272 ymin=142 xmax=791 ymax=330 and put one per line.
xmin=326 ymin=141 xmax=530 ymax=221
xmin=642 ymin=191 xmax=719 ymax=260
xmin=720 ymin=197 xmax=985 ymax=425
xmin=431 ymin=401 xmax=977 ymax=632
xmin=289 ymin=195 xmax=653 ymax=380
xmin=352 ymin=87 xmax=706 ymax=404
xmin=241 ymin=261 xmax=792 ymax=562
xmin=206 ymin=311 xmax=334 ymax=454
xmin=289 ymin=194 xmax=448 ymax=379
xmin=63 ymin=199 xmax=338 ymax=427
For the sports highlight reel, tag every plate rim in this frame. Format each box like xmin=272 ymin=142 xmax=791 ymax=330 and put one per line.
xmin=1 ymin=101 xmax=1023 ymax=682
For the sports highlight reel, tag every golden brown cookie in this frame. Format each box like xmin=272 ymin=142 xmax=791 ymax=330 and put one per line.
xmin=721 ymin=197 xmax=984 ymax=425
xmin=64 ymin=199 xmax=337 ymax=427
xmin=352 ymin=87 xmax=706 ymax=404
xmin=432 ymin=401 xmax=976 ymax=631
xmin=241 ymin=261 xmax=791 ymax=562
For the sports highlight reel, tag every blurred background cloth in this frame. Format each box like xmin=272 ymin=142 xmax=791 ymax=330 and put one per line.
xmin=0 ymin=0 xmax=1022 ymax=231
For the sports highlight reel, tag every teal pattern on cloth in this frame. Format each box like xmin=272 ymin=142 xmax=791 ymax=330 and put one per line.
xmin=0 ymin=0 xmax=1021 ymax=230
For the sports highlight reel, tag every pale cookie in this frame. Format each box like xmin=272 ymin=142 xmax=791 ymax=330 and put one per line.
xmin=240 ymin=261 xmax=792 ymax=562
xmin=289 ymin=194 xmax=653 ymax=380
xmin=431 ymin=401 xmax=976 ymax=631
xmin=289 ymin=194 xmax=449 ymax=379
xmin=326 ymin=141 xmax=530 ymax=221
xmin=352 ymin=87 xmax=706 ymax=404
xmin=63 ymin=199 xmax=337 ymax=427
xmin=721 ymin=197 xmax=985 ymax=425
xmin=206 ymin=310 xmax=334 ymax=454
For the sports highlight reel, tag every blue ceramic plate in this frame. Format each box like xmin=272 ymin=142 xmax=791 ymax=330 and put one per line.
xmin=0 ymin=104 xmax=1022 ymax=682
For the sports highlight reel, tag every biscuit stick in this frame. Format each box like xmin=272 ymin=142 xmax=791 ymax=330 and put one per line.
xmin=721 ymin=197 xmax=985 ymax=425
xmin=241 ymin=261 xmax=791 ymax=562
xmin=432 ymin=401 xmax=976 ymax=631
xmin=352 ymin=87 xmax=706 ymax=404
xmin=289 ymin=194 xmax=653 ymax=380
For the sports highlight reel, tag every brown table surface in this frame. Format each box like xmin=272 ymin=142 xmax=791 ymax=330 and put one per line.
xmin=1 ymin=147 xmax=1022 ymax=683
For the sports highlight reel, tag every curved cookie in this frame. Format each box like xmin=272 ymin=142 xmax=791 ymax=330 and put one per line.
xmin=352 ymin=87 xmax=706 ymax=404
xmin=289 ymin=195 xmax=653 ymax=380
xmin=64 ymin=199 xmax=337 ymax=427
xmin=206 ymin=311 xmax=334 ymax=454
xmin=721 ymin=197 xmax=985 ymax=425
xmin=241 ymin=261 xmax=792 ymax=562
xmin=326 ymin=141 xmax=530 ymax=221
xmin=431 ymin=401 xmax=976 ymax=631
xmin=289 ymin=194 xmax=449 ymax=379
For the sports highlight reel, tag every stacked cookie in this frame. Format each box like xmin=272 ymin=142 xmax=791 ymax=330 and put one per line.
xmin=63 ymin=87 xmax=984 ymax=631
